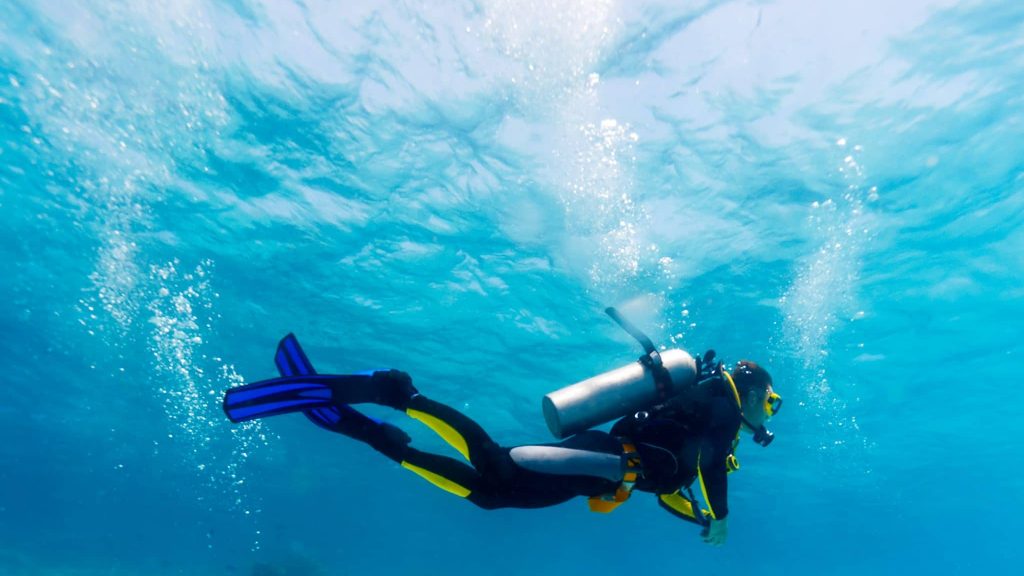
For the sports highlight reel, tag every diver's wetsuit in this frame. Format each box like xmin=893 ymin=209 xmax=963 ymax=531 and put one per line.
xmin=375 ymin=395 xmax=621 ymax=510
xmin=338 ymin=372 xmax=742 ymax=520
xmin=222 ymin=332 xmax=742 ymax=521
xmin=611 ymin=382 xmax=742 ymax=520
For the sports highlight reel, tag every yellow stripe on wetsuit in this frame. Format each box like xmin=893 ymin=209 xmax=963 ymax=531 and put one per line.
xmin=400 ymin=461 xmax=472 ymax=498
xmin=405 ymin=408 xmax=471 ymax=461
xmin=696 ymin=450 xmax=717 ymax=519
xmin=399 ymin=407 xmax=474 ymax=498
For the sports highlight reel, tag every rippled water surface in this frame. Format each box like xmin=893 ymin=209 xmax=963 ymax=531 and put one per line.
xmin=1 ymin=1 xmax=1021 ymax=574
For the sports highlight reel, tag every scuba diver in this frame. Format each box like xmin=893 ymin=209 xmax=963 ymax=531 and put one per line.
xmin=222 ymin=308 xmax=782 ymax=546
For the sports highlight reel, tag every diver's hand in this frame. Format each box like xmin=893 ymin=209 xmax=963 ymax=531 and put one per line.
xmin=703 ymin=518 xmax=728 ymax=546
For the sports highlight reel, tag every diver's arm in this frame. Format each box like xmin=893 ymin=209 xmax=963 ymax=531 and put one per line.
xmin=694 ymin=439 xmax=730 ymax=546
xmin=695 ymin=400 xmax=740 ymax=545
xmin=704 ymin=517 xmax=727 ymax=546
xmin=696 ymin=397 xmax=740 ymax=521
xmin=656 ymin=491 xmax=725 ymax=545
xmin=696 ymin=428 xmax=733 ymax=521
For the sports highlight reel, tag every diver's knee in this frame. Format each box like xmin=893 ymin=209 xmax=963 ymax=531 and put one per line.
xmin=367 ymin=422 xmax=412 ymax=462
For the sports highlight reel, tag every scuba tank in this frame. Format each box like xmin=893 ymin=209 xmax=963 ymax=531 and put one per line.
xmin=542 ymin=308 xmax=698 ymax=439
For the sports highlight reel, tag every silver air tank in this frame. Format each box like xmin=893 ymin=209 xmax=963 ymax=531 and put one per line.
xmin=542 ymin=348 xmax=698 ymax=439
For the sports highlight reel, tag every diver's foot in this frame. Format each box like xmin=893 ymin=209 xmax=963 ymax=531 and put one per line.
xmin=370 ymin=369 xmax=419 ymax=410
xmin=367 ymin=421 xmax=412 ymax=461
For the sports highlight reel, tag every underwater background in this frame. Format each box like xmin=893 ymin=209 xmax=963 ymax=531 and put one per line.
xmin=1 ymin=0 xmax=1022 ymax=574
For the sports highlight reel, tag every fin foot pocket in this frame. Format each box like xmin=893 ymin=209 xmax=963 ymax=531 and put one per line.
xmin=369 ymin=369 xmax=419 ymax=409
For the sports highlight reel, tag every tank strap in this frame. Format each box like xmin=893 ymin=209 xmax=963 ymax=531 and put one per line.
xmin=588 ymin=442 xmax=643 ymax=513
xmin=605 ymin=307 xmax=675 ymax=401
xmin=639 ymin=353 xmax=674 ymax=401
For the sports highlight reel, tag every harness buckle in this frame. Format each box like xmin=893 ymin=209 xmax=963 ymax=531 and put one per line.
xmin=588 ymin=442 xmax=643 ymax=513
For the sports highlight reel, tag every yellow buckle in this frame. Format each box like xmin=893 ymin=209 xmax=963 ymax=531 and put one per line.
xmin=588 ymin=442 xmax=642 ymax=513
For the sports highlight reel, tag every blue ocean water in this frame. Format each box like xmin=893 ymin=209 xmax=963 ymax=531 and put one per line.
xmin=1 ymin=0 xmax=1022 ymax=574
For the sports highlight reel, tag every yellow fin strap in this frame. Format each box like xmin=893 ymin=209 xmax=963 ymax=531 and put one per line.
xmin=401 ymin=461 xmax=471 ymax=498
xmin=406 ymin=408 xmax=471 ymax=461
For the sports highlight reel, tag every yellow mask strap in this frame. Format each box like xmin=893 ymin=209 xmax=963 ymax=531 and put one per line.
xmin=722 ymin=370 xmax=742 ymax=409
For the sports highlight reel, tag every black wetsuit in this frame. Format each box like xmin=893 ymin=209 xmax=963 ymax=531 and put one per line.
xmin=349 ymin=374 xmax=742 ymax=520
xmin=611 ymin=382 xmax=741 ymax=520
xmin=223 ymin=335 xmax=743 ymax=522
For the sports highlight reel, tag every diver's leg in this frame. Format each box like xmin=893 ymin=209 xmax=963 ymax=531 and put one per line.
xmin=323 ymin=393 xmax=616 ymax=510
xmin=323 ymin=370 xmax=500 ymax=468
xmin=391 ymin=399 xmax=624 ymax=510
xmin=231 ymin=370 xmax=502 ymax=476
xmin=335 ymin=393 xmax=519 ymax=509
xmin=494 ymin=432 xmax=627 ymax=509
xmin=352 ymin=423 xmax=510 ymax=508
xmin=321 ymin=369 xmax=420 ymax=409
xmin=386 ymin=442 xmax=532 ymax=510
xmin=403 ymin=395 xmax=498 ymax=468
xmin=384 ymin=440 xmax=618 ymax=510
xmin=305 ymin=404 xmax=413 ymax=451
xmin=393 ymin=446 xmax=488 ymax=502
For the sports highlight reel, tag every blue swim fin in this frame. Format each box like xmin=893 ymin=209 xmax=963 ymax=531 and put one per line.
xmin=222 ymin=374 xmax=338 ymax=423
xmin=224 ymin=334 xmax=412 ymax=457
xmin=272 ymin=333 xmax=389 ymax=436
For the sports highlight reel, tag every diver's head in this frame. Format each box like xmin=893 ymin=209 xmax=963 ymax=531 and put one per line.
xmin=731 ymin=361 xmax=779 ymax=431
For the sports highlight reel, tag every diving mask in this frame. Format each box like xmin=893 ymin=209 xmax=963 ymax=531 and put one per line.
xmin=750 ymin=390 xmax=782 ymax=447
xmin=764 ymin=391 xmax=783 ymax=418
